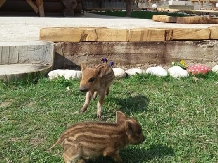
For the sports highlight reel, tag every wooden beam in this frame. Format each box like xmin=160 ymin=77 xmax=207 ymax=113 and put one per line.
xmin=0 ymin=0 xmax=6 ymax=8
xmin=36 ymin=0 xmax=45 ymax=17
xmin=26 ymin=0 xmax=39 ymax=13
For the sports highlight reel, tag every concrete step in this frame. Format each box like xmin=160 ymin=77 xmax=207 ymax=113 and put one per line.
xmin=0 ymin=41 xmax=54 ymax=82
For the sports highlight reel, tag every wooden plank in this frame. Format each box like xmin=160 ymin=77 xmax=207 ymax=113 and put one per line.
xmin=171 ymin=28 xmax=210 ymax=40
xmin=128 ymin=28 xmax=167 ymax=41
xmin=152 ymin=15 xmax=177 ymax=23
xmin=209 ymin=26 xmax=218 ymax=39
xmin=177 ymin=16 xmax=218 ymax=24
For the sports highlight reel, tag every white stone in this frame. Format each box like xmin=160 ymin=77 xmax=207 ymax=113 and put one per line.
xmin=48 ymin=69 xmax=81 ymax=80
xmin=112 ymin=68 xmax=126 ymax=78
xmin=145 ymin=66 xmax=168 ymax=77
xmin=212 ymin=65 xmax=218 ymax=73
xmin=125 ymin=68 xmax=145 ymax=76
xmin=152 ymin=4 xmax=157 ymax=9
xmin=168 ymin=66 xmax=189 ymax=78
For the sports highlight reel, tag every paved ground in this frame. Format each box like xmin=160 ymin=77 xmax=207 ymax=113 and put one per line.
xmin=0 ymin=12 xmax=218 ymax=41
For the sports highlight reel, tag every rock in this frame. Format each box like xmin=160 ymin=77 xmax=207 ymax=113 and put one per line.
xmin=212 ymin=65 xmax=218 ymax=73
xmin=125 ymin=68 xmax=145 ymax=76
xmin=168 ymin=66 xmax=189 ymax=78
xmin=112 ymin=68 xmax=126 ymax=78
xmin=145 ymin=66 xmax=168 ymax=77
xmin=48 ymin=69 xmax=81 ymax=80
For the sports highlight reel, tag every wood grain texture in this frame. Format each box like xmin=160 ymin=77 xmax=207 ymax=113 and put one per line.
xmin=209 ymin=26 xmax=218 ymax=39
xmin=177 ymin=16 xmax=218 ymax=24
xmin=152 ymin=15 xmax=177 ymax=23
xmin=128 ymin=28 xmax=166 ymax=41
xmin=171 ymin=28 xmax=210 ymax=40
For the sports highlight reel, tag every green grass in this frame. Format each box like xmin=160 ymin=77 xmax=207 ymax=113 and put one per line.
xmin=0 ymin=73 xmax=218 ymax=163
xmin=91 ymin=11 xmax=188 ymax=19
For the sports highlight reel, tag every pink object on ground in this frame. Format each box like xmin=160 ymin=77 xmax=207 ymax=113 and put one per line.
xmin=187 ymin=64 xmax=211 ymax=75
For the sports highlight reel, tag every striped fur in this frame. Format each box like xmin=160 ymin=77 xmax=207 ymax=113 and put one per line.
xmin=49 ymin=111 xmax=145 ymax=163
xmin=79 ymin=63 xmax=115 ymax=117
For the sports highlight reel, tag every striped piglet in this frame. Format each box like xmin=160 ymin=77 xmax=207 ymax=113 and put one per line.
xmin=49 ymin=111 xmax=145 ymax=163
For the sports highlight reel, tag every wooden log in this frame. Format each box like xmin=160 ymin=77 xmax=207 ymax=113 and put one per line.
xmin=177 ymin=16 xmax=218 ymax=24
xmin=36 ymin=0 xmax=45 ymax=16
xmin=26 ymin=0 xmax=39 ymax=13
xmin=128 ymin=28 xmax=167 ymax=41
xmin=171 ymin=28 xmax=210 ymax=40
xmin=152 ymin=15 xmax=177 ymax=23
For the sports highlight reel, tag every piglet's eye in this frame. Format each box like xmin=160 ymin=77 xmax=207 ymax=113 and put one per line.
xmin=88 ymin=77 xmax=95 ymax=83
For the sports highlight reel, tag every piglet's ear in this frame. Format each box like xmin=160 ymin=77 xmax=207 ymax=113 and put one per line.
xmin=116 ymin=111 xmax=126 ymax=124
xmin=81 ymin=63 xmax=86 ymax=71
xmin=97 ymin=66 xmax=106 ymax=77
xmin=125 ymin=120 xmax=134 ymax=135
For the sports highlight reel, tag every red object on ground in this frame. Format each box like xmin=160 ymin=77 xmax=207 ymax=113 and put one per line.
xmin=187 ymin=64 xmax=211 ymax=75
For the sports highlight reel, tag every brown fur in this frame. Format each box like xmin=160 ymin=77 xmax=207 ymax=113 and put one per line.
xmin=79 ymin=63 xmax=115 ymax=117
xmin=49 ymin=111 xmax=145 ymax=163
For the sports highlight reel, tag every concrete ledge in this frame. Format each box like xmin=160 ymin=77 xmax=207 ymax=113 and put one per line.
xmin=0 ymin=41 xmax=54 ymax=82
xmin=54 ymin=41 xmax=218 ymax=69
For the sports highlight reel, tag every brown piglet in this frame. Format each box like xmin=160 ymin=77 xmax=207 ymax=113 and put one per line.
xmin=49 ymin=111 xmax=145 ymax=163
xmin=79 ymin=63 xmax=115 ymax=117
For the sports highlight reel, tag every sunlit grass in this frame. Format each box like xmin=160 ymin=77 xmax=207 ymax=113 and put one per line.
xmin=0 ymin=73 xmax=217 ymax=162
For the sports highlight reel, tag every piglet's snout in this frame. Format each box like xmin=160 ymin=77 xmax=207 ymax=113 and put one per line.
xmin=79 ymin=86 xmax=89 ymax=92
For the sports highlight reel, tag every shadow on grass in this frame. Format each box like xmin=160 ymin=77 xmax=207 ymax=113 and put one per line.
xmin=90 ymin=144 xmax=174 ymax=163
xmin=111 ymin=94 xmax=150 ymax=114
xmin=121 ymin=144 xmax=175 ymax=162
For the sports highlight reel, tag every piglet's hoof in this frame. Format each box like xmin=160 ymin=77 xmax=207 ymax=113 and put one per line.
xmin=80 ymin=107 xmax=87 ymax=113
xmin=97 ymin=111 xmax=102 ymax=118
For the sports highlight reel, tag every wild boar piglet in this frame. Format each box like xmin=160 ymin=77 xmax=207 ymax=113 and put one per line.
xmin=79 ymin=63 xmax=115 ymax=117
xmin=49 ymin=111 xmax=145 ymax=163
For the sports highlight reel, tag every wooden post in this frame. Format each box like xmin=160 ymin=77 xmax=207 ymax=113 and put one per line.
xmin=0 ymin=0 xmax=6 ymax=8
xmin=26 ymin=0 xmax=39 ymax=13
xmin=36 ymin=0 xmax=45 ymax=17
xmin=63 ymin=0 xmax=77 ymax=17
xmin=126 ymin=0 xmax=132 ymax=17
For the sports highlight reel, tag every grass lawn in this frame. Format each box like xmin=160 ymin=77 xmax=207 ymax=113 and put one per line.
xmin=91 ymin=11 xmax=188 ymax=19
xmin=0 ymin=73 xmax=217 ymax=163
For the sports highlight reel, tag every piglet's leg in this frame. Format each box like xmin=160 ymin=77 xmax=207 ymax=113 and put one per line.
xmin=106 ymin=87 xmax=109 ymax=96
xmin=92 ymin=91 xmax=98 ymax=100
xmin=103 ymin=149 xmax=122 ymax=163
xmin=111 ymin=152 xmax=122 ymax=163
xmin=63 ymin=144 xmax=82 ymax=163
xmin=97 ymin=91 xmax=105 ymax=118
xmin=80 ymin=91 xmax=92 ymax=113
